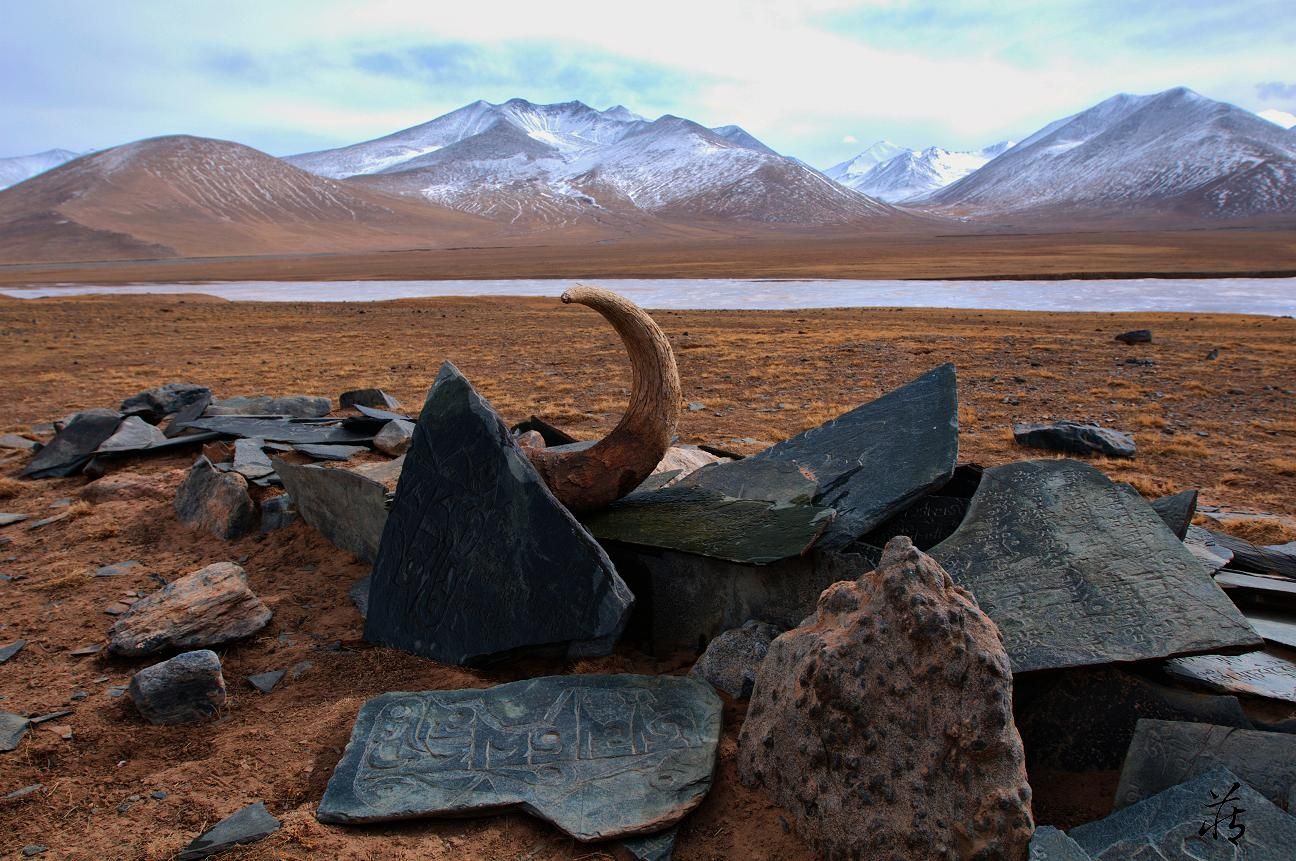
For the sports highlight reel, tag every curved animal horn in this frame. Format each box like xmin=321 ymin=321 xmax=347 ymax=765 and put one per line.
xmin=526 ymin=285 xmax=681 ymax=512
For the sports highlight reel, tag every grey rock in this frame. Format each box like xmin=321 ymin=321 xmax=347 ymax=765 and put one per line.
xmin=1071 ymin=767 xmax=1296 ymax=859
xmin=1115 ymin=329 xmax=1152 ymax=344
xmin=121 ymin=383 xmax=211 ymax=424
xmin=317 ymin=674 xmax=721 ymax=841
xmin=1166 ymin=650 xmax=1296 ymax=704
xmin=26 ymin=512 xmax=69 ymax=530
xmin=1240 ymin=609 xmax=1296 ymax=649
xmin=21 ymin=847 xmax=46 ymax=857
xmin=96 ymin=416 xmax=168 ymax=453
xmin=127 ymin=650 xmax=227 ymax=725
xmin=372 ymin=418 xmax=415 ymax=456
xmin=1215 ymin=569 xmax=1296 ymax=605
xmin=1116 ymin=719 xmax=1296 ymax=812
xmin=1029 ymin=827 xmax=1092 ymax=860
xmin=582 ymin=485 xmax=835 ymax=564
xmin=246 ymin=670 xmax=285 ymax=694
xmin=364 ymin=362 xmax=632 ymax=665
xmin=95 ymin=560 xmax=140 ymax=577
xmin=288 ymin=660 xmax=313 ymax=680
xmin=0 ymin=433 xmax=40 ymax=450
xmin=930 ymin=459 xmax=1259 ymax=673
xmin=181 ymin=415 xmax=372 ymax=445
xmin=163 ymin=390 xmax=214 ymax=438
xmin=6 ymin=784 xmax=42 ymax=799
xmin=687 ymin=402 xmax=705 ymax=411
xmin=0 ymin=639 xmax=26 ymax=663
xmin=293 ymin=443 xmax=366 ymax=461
xmin=616 ymin=826 xmax=679 ymax=861
xmin=274 ymin=460 xmax=390 ymax=562
xmin=20 ymin=408 xmax=122 ymax=478
xmin=109 ymin=561 xmax=271 ymax=656
xmin=1 ymin=711 xmax=30 ymax=751
xmin=1152 ymin=488 xmax=1199 ymax=540
xmin=339 ymin=388 xmax=401 ymax=410
xmin=232 ymin=438 xmax=274 ymax=480
xmin=174 ymin=456 xmax=257 ymax=540
xmin=1185 ymin=525 xmax=1234 ymax=574
xmin=206 ymin=395 xmax=330 ymax=418
xmin=353 ymin=403 xmax=411 ymax=423
xmin=258 ymin=494 xmax=295 ymax=532
xmin=689 ymin=620 xmax=781 ymax=698
xmin=1013 ymin=420 xmax=1136 ymax=458
xmin=177 ymin=801 xmax=281 ymax=861
xmin=685 ymin=363 xmax=958 ymax=550
xmin=151 ymin=790 xmax=168 ymax=800
xmin=1204 ymin=527 xmax=1296 ymax=579
xmin=0 ymin=513 xmax=30 ymax=526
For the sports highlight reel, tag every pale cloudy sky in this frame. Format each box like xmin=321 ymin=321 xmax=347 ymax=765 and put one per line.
xmin=3 ymin=0 xmax=1293 ymax=168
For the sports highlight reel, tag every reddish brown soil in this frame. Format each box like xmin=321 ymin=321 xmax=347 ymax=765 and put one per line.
xmin=1 ymin=293 xmax=1294 ymax=859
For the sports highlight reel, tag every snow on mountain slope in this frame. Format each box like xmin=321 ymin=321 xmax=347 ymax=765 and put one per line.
xmin=0 ymin=149 xmax=83 ymax=190
xmin=824 ymin=141 xmax=909 ymax=185
xmin=840 ymin=143 xmax=1015 ymax=202
xmin=296 ymin=99 xmax=894 ymax=226
xmin=1258 ymin=109 xmax=1296 ymax=129
xmin=0 ymin=135 xmax=494 ymax=261
xmin=924 ymin=88 xmax=1296 ymax=217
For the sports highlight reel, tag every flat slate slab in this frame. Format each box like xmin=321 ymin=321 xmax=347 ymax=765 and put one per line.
xmin=177 ymin=801 xmax=281 ymax=860
xmin=1072 ymin=767 xmax=1296 ymax=859
xmin=1206 ymin=528 xmax=1296 ymax=578
xmin=364 ymin=362 xmax=633 ymax=665
xmin=1029 ymin=827 xmax=1092 ymax=860
xmin=293 ymin=444 xmax=366 ymax=461
xmin=930 ymin=459 xmax=1261 ymax=673
xmin=1013 ymin=420 xmax=1136 ymax=458
xmin=1241 ymin=609 xmax=1296 ymax=649
xmin=20 ymin=409 xmax=121 ymax=478
xmin=274 ymin=460 xmax=391 ymax=563
xmin=582 ymin=485 xmax=834 ymax=564
xmin=1115 ymin=719 xmax=1296 ymax=812
xmin=682 ymin=363 xmax=957 ymax=550
xmin=181 ymin=416 xmax=372 ymax=445
xmin=1166 ymin=651 xmax=1296 ymax=704
xmin=317 ymin=674 xmax=721 ymax=841
xmin=0 ymin=711 xmax=30 ymax=751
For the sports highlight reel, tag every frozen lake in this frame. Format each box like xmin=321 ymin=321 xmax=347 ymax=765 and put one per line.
xmin=3 ymin=277 xmax=1294 ymax=315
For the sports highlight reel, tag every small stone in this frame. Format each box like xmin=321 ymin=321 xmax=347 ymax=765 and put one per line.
xmin=174 ymin=456 xmax=257 ymax=540
xmin=128 ymin=650 xmax=227 ymax=725
xmin=0 ymin=513 xmax=30 ymax=526
xmin=117 ymin=802 xmax=131 ymax=814
xmin=0 ymin=639 xmax=25 ymax=663
xmin=21 ymin=846 xmax=47 ymax=857
xmin=258 ymin=494 xmax=295 ymax=532
xmin=339 ymin=388 xmax=401 ymax=410
xmin=104 ymin=602 xmax=132 ymax=616
xmin=5 ymin=784 xmax=42 ymax=799
xmin=70 ymin=690 xmax=88 ymax=701
xmin=689 ymin=620 xmax=781 ymax=699
xmin=109 ymin=561 xmax=271 ymax=656
xmin=120 ymin=383 xmax=211 ymax=424
xmin=232 ymin=438 xmax=274 ymax=480
xmin=28 ymin=710 xmax=72 ymax=725
xmin=95 ymin=560 xmax=141 ymax=577
xmin=1013 ymin=420 xmax=1136 ymax=457
xmin=151 ymin=790 xmax=168 ymax=800
xmin=0 ymin=433 xmax=40 ymax=451
xmin=274 ymin=459 xmax=394 ymax=562
xmin=372 ymin=419 xmax=415 ymax=456
xmin=176 ymin=801 xmax=281 ymax=860
xmin=687 ymin=402 xmax=706 ymax=411
xmin=1 ymin=711 xmax=30 ymax=751
xmin=1114 ymin=329 xmax=1152 ymax=344
xmin=246 ymin=670 xmax=286 ymax=694
xmin=69 ymin=644 xmax=102 ymax=656
xmin=293 ymin=443 xmax=366 ymax=461
xmin=26 ymin=512 xmax=70 ymax=531
xmin=108 ymin=686 xmax=127 ymax=698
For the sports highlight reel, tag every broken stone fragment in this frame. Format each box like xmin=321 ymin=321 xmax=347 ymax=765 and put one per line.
xmin=245 ymin=670 xmax=285 ymax=694
xmin=205 ymin=395 xmax=331 ymax=418
xmin=292 ymin=443 xmax=365 ymax=461
xmin=120 ymin=383 xmax=211 ymax=424
xmin=1029 ymin=827 xmax=1092 ymax=860
xmin=0 ymin=711 xmax=30 ymax=752
xmin=317 ymin=674 xmax=720 ymax=841
xmin=688 ymin=620 xmax=781 ymax=699
xmin=1012 ymin=420 xmax=1136 ymax=458
xmin=96 ymin=416 xmax=168 ymax=452
xmin=738 ymin=537 xmax=1034 ymax=860
xmin=109 ymin=562 xmax=271 ymax=656
xmin=339 ymin=388 xmax=401 ymax=410
xmin=258 ymin=494 xmax=295 ymax=532
xmin=176 ymin=801 xmax=281 ymax=860
xmin=372 ymin=418 xmax=415 ymax=456
xmin=231 ymin=438 xmax=274 ymax=480
xmin=1150 ymin=488 xmax=1198 ymax=539
xmin=273 ymin=459 xmax=390 ymax=562
xmin=20 ymin=408 xmax=122 ymax=478
xmin=128 ymin=649 xmax=227 ymax=725
xmin=174 ymin=456 xmax=257 ymax=540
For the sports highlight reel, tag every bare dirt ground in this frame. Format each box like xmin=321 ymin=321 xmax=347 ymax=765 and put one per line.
xmin=1 ymin=292 xmax=1295 ymax=859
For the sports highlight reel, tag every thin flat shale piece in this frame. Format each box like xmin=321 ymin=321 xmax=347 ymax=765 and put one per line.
xmin=685 ymin=363 xmax=957 ymax=550
xmin=1166 ymin=650 xmax=1296 ymax=704
xmin=181 ymin=416 xmax=371 ymax=446
xmin=20 ymin=409 xmax=121 ymax=478
xmin=317 ymin=674 xmax=721 ymax=841
xmin=1115 ymin=719 xmax=1296 ymax=812
xmin=363 ymin=362 xmax=632 ymax=665
xmin=1029 ymin=827 xmax=1092 ymax=860
xmin=930 ymin=459 xmax=1260 ymax=673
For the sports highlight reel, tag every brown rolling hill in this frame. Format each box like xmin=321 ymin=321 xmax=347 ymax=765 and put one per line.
xmin=0 ymin=135 xmax=510 ymax=263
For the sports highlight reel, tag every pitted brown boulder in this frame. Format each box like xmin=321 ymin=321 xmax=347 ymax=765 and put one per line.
xmin=737 ymin=536 xmax=1034 ymax=861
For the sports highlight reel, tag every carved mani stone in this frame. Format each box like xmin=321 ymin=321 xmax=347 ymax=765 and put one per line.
xmin=738 ymin=537 xmax=1033 ymax=861
xmin=1166 ymin=650 xmax=1296 ymax=704
xmin=684 ymin=363 xmax=958 ymax=550
xmin=1071 ymin=767 xmax=1296 ymax=860
xmin=363 ymin=362 xmax=632 ymax=665
xmin=317 ymin=674 xmax=721 ymax=841
xmin=929 ymin=459 xmax=1260 ymax=673
xmin=1115 ymin=719 xmax=1296 ymax=813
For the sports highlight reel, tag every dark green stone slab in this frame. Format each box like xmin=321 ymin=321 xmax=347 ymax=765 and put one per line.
xmin=930 ymin=459 xmax=1260 ymax=673
xmin=1029 ymin=827 xmax=1092 ymax=860
xmin=1071 ymin=767 xmax=1296 ymax=859
xmin=363 ymin=362 xmax=632 ymax=665
xmin=1115 ymin=719 xmax=1296 ymax=812
xmin=582 ymin=485 xmax=833 ymax=565
xmin=1151 ymin=489 xmax=1198 ymax=540
xmin=177 ymin=801 xmax=281 ymax=860
xmin=182 ymin=416 xmax=372 ymax=445
xmin=684 ymin=364 xmax=958 ymax=550
xmin=20 ymin=409 xmax=121 ymax=478
xmin=316 ymin=674 xmax=721 ymax=841
xmin=273 ymin=460 xmax=390 ymax=563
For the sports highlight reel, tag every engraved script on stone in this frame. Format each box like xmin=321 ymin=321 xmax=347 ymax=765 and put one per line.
xmin=930 ymin=459 xmax=1260 ymax=673
xmin=317 ymin=675 xmax=722 ymax=841
xmin=1115 ymin=719 xmax=1296 ymax=813
xmin=1166 ymin=650 xmax=1296 ymax=704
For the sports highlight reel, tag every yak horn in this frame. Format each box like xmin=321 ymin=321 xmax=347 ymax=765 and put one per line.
xmin=526 ymin=285 xmax=681 ymax=512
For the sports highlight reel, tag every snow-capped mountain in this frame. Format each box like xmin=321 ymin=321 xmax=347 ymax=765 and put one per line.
xmin=832 ymin=143 xmax=1015 ymax=202
xmin=823 ymin=141 xmax=910 ymax=186
xmin=1258 ymin=109 xmax=1296 ymax=129
xmin=0 ymin=149 xmax=83 ymax=190
xmin=923 ymin=87 xmax=1296 ymax=217
xmin=290 ymin=99 xmax=894 ymax=226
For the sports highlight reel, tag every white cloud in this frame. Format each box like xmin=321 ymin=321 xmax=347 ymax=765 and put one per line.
xmin=842 ymin=135 xmax=858 ymax=143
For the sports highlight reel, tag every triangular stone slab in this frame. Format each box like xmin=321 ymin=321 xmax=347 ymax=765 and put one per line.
xmin=683 ymin=363 xmax=957 ymax=550
xmin=363 ymin=362 xmax=632 ymax=664
xmin=930 ymin=459 xmax=1260 ymax=673
xmin=21 ymin=409 xmax=122 ymax=478
xmin=316 ymin=674 xmax=720 ymax=841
